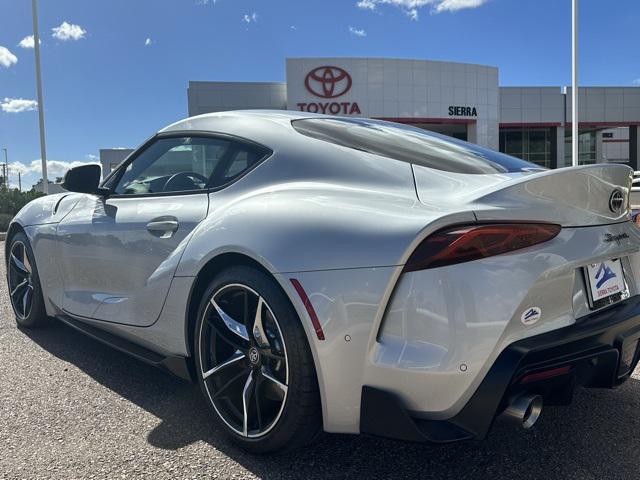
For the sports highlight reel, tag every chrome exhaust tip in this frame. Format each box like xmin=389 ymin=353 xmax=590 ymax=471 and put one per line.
xmin=502 ymin=394 xmax=543 ymax=429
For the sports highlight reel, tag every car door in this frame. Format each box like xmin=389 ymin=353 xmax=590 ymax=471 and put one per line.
xmin=57 ymin=134 xmax=237 ymax=326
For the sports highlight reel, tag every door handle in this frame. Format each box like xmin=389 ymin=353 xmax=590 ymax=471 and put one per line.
xmin=146 ymin=218 xmax=179 ymax=238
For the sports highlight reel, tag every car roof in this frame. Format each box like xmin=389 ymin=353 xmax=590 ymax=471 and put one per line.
xmin=159 ymin=109 xmax=326 ymax=133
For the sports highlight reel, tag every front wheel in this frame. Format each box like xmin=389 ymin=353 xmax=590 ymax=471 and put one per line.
xmin=193 ymin=266 xmax=322 ymax=453
xmin=6 ymin=232 xmax=48 ymax=328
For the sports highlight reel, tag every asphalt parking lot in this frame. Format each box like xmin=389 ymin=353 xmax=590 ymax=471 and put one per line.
xmin=2 ymin=240 xmax=640 ymax=479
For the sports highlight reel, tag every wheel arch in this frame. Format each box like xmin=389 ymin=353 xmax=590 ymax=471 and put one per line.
xmin=184 ymin=251 xmax=274 ymax=360
xmin=4 ymin=221 xmax=26 ymax=264
xmin=183 ymin=250 xmax=326 ymax=427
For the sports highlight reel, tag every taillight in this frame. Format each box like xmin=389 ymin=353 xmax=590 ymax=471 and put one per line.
xmin=403 ymin=223 xmax=561 ymax=272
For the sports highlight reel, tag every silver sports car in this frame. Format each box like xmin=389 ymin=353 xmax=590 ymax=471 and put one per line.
xmin=6 ymin=110 xmax=640 ymax=453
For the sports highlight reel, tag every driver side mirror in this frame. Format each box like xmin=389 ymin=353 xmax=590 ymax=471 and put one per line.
xmin=62 ymin=164 xmax=108 ymax=195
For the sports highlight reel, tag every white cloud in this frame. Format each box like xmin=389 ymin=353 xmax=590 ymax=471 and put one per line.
xmin=355 ymin=0 xmax=489 ymax=17
xmin=433 ymin=0 xmax=487 ymax=12
xmin=357 ymin=0 xmax=377 ymax=9
xmin=8 ymin=160 xmax=93 ymax=189
xmin=0 ymin=46 xmax=18 ymax=67
xmin=1 ymin=98 xmax=38 ymax=113
xmin=10 ymin=160 xmax=91 ymax=177
xmin=18 ymin=35 xmax=40 ymax=49
xmin=290 ymin=25 xmax=298 ymax=30
xmin=242 ymin=12 xmax=258 ymax=23
xmin=52 ymin=22 xmax=86 ymax=41
xmin=144 ymin=38 xmax=153 ymax=46
xmin=348 ymin=26 xmax=367 ymax=37
xmin=85 ymin=154 xmax=99 ymax=161
xmin=633 ymin=79 xmax=640 ymax=86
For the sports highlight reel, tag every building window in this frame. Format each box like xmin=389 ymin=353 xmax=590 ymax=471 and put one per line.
xmin=564 ymin=130 xmax=597 ymax=165
xmin=601 ymin=127 xmax=629 ymax=164
xmin=499 ymin=127 xmax=552 ymax=168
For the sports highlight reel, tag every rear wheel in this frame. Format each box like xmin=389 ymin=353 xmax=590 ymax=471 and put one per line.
xmin=7 ymin=232 xmax=48 ymax=328
xmin=194 ymin=266 xmax=322 ymax=453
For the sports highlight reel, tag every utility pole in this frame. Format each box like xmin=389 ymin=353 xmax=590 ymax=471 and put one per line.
xmin=18 ymin=172 xmax=22 ymax=192
xmin=32 ymin=0 xmax=49 ymax=193
xmin=571 ymin=0 xmax=579 ymax=167
xmin=2 ymin=148 xmax=7 ymax=189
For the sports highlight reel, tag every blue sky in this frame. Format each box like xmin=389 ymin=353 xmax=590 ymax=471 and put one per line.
xmin=1 ymin=0 xmax=639 ymax=189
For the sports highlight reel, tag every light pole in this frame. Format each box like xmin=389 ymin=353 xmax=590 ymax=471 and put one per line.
xmin=571 ymin=0 xmax=579 ymax=167
xmin=32 ymin=0 xmax=49 ymax=193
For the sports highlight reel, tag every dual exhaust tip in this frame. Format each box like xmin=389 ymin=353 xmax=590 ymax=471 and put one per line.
xmin=502 ymin=394 xmax=543 ymax=429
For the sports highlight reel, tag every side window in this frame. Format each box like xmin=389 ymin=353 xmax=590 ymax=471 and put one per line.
xmin=214 ymin=147 xmax=266 ymax=186
xmin=114 ymin=137 xmax=231 ymax=195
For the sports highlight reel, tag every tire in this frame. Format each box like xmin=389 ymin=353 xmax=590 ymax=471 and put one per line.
xmin=193 ymin=265 xmax=322 ymax=453
xmin=6 ymin=231 xmax=48 ymax=328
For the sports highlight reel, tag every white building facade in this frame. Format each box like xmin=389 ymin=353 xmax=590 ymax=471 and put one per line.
xmin=187 ymin=58 xmax=640 ymax=170
xmin=99 ymin=148 xmax=134 ymax=177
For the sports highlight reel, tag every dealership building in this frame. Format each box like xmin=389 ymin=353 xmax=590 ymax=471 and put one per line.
xmin=186 ymin=57 xmax=640 ymax=170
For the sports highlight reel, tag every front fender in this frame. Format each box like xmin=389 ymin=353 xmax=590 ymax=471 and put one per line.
xmin=6 ymin=193 xmax=83 ymax=316
xmin=12 ymin=192 xmax=83 ymax=227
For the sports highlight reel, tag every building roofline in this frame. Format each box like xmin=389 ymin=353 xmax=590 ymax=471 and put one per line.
xmin=285 ymin=56 xmax=498 ymax=70
xmin=188 ymin=81 xmax=286 ymax=87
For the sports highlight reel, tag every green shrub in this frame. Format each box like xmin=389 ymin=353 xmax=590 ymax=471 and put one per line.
xmin=0 ymin=189 xmax=45 ymax=216
xmin=0 ymin=213 xmax=13 ymax=232
xmin=0 ymin=188 xmax=46 ymax=231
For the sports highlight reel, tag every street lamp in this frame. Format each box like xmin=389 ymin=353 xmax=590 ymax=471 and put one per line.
xmin=31 ymin=0 xmax=49 ymax=193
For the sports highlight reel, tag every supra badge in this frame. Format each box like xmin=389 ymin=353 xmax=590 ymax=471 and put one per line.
xmin=604 ymin=232 xmax=629 ymax=246
xmin=521 ymin=307 xmax=542 ymax=326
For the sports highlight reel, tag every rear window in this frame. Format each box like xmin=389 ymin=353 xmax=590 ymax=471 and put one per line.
xmin=291 ymin=117 xmax=543 ymax=175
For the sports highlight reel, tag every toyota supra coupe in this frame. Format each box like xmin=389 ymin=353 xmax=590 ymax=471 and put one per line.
xmin=6 ymin=110 xmax=640 ymax=453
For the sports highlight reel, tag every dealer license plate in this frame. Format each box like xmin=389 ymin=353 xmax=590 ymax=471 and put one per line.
xmin=584 ymin=259 xmax=628 ymax=308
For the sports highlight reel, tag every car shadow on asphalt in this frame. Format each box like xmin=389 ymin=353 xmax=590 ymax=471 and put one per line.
xmin=21 ymin=319 xmax=640 ymax=480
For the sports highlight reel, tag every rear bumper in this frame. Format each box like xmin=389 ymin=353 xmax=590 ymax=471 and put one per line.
xmin=361 ymin=295 xmax=640 ymax=443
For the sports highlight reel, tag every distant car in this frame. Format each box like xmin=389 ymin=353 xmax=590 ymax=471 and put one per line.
xmin=5 ymin=111 xmax=640 ymax=453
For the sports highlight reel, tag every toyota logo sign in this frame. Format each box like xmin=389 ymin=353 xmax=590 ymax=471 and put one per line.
xmin=305 ymin=66 xmax=352 ymax=99
xmin=609 ymin=189 xmax=625 ymax=213
xmin=298 ymin=65 xmax=361 ymax=115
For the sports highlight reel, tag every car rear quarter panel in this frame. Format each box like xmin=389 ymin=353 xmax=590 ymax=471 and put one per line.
xmin=176 ymin=185 xmax=428 ymax=275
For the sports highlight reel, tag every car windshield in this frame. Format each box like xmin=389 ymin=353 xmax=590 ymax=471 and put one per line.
xmin=292 ymin=117 xmax=544 ymax=175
